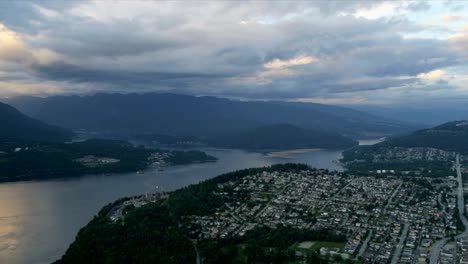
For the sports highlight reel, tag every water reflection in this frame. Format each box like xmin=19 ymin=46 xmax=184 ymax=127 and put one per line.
xmin=0 ymin=147 xmax=344 ymax=264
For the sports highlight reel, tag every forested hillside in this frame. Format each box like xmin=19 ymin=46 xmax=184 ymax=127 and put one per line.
xmin=0 ymin=102 xmax=73 ymax=142
xmin=6 ymin=93 xmax=417 ymax=139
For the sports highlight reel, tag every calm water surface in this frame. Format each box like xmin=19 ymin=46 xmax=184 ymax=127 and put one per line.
xmin=358 ymin=138 xmax=385 ymax=146
xmin=0 ymin=148 xmax=344 ymax=264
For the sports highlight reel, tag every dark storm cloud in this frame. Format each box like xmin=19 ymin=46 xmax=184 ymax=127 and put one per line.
xmin=268 ymin=77 xmax=417 ymax=99
xmin=216 ymin=47 xmax=264 ymax=67
xmin=365 ymin=39 xmax=457 ymax=77
xmin=0 ymin=2 xmax=39 ymax=31
xmin=34 ymin=19 xmax=183 ymax=58
xmin=0 ymin=0 xmax=466 ymax=101
xmin=33 ymin=61 xmax=227 ymax=88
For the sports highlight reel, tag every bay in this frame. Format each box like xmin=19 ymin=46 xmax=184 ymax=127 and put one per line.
xmin=0 ymin=147 xmax=344 ymax=264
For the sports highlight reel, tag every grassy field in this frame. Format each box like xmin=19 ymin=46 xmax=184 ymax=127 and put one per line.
xmin=310 ymin=241 xmax=346 ymax=251
xmin=258 ymin=192 xmax=273 ymax=199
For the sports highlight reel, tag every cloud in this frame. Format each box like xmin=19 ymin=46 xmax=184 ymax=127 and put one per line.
xmin=448 ymin=25 xmax=468 ymax=58
xmin=231 ymin=55 xmax=317 ymax=85
xmin=439 ymin=15 xmax=461 ymax=22
xmin=407 ymin=1 xmax=431 ymax=12
xmin=0 ymin=23 xmax=62 ymax=66
xmin=0 ymin=81 xmax=63 ymax=96
xmin=417 ymin=69 xmax=448 ymax=80
xmin=321 ymin=76 xmax=418 ymax=93
xmin=264 ymin=55 xmax=317 ymax=69
xmin=353 ymin=2 xmax=405 ymax=20
xmin=32 ymin=61 xmax=228 ymax=90
xmin=0 ymin=24 xmax=30 ymax=62
xmin=0 ymin=0 xmax=466 ymax=104
xmin=292 ymin=96 xmax=368 ymax=105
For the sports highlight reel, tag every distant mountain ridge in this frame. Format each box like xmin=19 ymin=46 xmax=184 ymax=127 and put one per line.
xmin=0 ymin=102 xmax=73 ymax=142
xmin=5 ymin=93 xmax=418 ymax=139
xmin=209 ymin=124 xmax=358 ymax=150
xmin=378 ymin=120 xmax=468 ymax=154
xmin=350 ymin=105 xmax=468 ymax=126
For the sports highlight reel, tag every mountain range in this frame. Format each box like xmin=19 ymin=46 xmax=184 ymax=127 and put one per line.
xmin=5 ymin=93 xmax=418 ymax=140
xmin=350 ymin=105 xmax=468 ymax=126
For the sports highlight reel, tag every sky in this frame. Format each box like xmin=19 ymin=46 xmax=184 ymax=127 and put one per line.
xmin=0 ymin=0 xmax=467 ymax=106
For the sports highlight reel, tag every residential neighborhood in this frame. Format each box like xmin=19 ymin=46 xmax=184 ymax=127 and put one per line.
xmin=104 ymin=154 xmax=468 ymax=264
xmin=180 ymin=160 xmax=467 ymax=263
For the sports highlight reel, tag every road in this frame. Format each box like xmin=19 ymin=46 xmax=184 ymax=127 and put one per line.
xmin=455 ymin=154 xmax=468 ymax=233
xmin=319 ymin=181 xmax=352 ymax=211
xmin=384 ymin=183 xmax=402 ymax=214
xmin=430 ymin=154 xmax=468 ymax=264
xmin=255 ymin=182 xmax=292 ymax=218
xmin=190 ymin=239 xmax=201 ymax=264
xmin=438 ymin=193 xmax=447 ymax=214
xmin=429 ymin=236 xmax=450 ymax=264
xmin=391 ymin=223 xmax=409 ymax=264
xmin=357 ymin=230 xmax=373 ymax=257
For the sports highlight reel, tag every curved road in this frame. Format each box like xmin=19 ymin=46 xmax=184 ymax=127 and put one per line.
xmin=429 ymin=237 xmax=449 ymax=264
